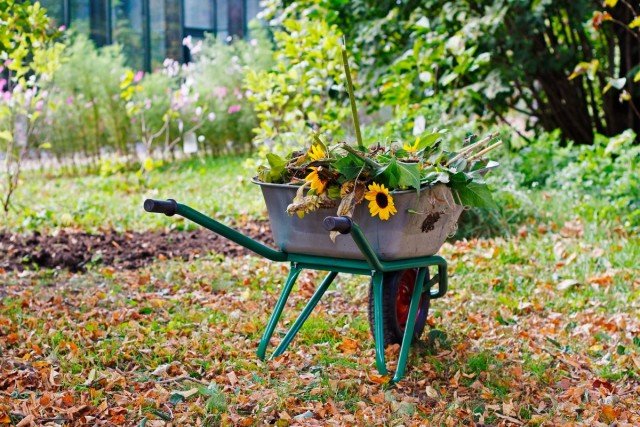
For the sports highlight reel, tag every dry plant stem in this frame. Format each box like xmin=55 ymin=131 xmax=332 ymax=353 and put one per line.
xmin=447 ymin=133 xmax=497 ymax=165
xmin=341 ymin=45 xmax=364 ymax=151
xmin=467 ymin=140 xmax=504 ymax=161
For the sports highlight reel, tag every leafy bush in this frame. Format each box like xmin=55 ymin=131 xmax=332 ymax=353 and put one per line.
xmin=23 ymin=26 xmax=274 ymax=172
xmin=186 ymin=28 xmax=273 ymax=154
xmin=245 ymin=17 xmax=350 ymax=157
xmin=0 ymin=0 xmax=63 ymax=212
xmin=40 ymin=34 xmax=130 ymax=160
xmin=259 ymin=0 xmax=640 ymax=145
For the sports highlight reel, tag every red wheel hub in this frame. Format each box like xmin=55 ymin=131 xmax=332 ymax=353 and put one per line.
xmin=395 ymin=269 xmax=423 ymax=328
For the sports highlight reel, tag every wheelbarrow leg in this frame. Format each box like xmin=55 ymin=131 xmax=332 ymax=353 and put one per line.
xmin=257 ymin=264 xmax=302 ymax=360
xmin=372 ymin=271 xmax=388 ymax=375
xmin=272 ymin=271 xmax=338 ymax=358
xmin=392 ymin=267 xmax=428 ymax=382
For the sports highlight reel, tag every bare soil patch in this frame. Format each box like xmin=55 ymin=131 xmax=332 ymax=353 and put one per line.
xmin=0 ymin=221 xmax=273 ymax=272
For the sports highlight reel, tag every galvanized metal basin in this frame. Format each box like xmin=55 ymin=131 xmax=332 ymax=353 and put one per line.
xmin=255 ymin=180 xmax=463 ymax=261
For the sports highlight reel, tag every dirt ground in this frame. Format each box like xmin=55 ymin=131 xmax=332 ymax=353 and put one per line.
xmin=0 ymin=221 xmax=273 ymax=272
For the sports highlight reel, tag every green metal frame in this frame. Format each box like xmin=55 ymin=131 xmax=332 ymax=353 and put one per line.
xmin=171 ymin=202 xmax=449 ymax=382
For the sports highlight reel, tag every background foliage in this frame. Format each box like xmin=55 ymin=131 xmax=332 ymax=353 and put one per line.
xmin=259 ymin=0 xmax=640 ymax=146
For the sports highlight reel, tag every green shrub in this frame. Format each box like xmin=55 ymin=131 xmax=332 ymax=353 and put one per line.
xmin=245 ymin=17 xmax=350 ymax=157
xmin=186 ymin=27 xmax=273 ymax=154
xmin=39 ymin=34 xmax=130 ymax=160
xmin=260 ymin=0 xmax=640 ymax=145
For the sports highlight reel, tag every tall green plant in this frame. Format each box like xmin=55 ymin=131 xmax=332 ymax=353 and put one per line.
xmin=0 ymin=0 xmax=63 ymax=213
xmin=244 ymin=17 xmax=350 ymax=157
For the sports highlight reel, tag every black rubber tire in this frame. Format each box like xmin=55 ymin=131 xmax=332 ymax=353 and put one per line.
xmin=368 ymin=269 xmax=430 ymax=347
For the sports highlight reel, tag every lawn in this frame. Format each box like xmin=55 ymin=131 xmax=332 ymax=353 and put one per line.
xmin=1 ymin=157 xmax=639 ymax=426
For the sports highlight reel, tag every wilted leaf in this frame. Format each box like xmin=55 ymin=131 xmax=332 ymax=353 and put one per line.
xmin=557 ymin=279 xmax=580 ymax=291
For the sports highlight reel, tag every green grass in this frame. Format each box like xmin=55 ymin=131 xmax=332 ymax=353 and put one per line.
xmin=5 ymin=155 xmax=265 ymax=232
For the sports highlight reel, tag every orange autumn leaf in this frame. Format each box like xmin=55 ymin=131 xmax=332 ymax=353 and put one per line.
xmin=337 ymin=338 xmax=359 ymax=354
xmin=5 ymin=333 xmax=19 ymax=344
xmin=61 ymin=393 xmax=75 ymax=407
xmin=601 ymin=405 xmax=619 ymax=423
xmin=588 ymin=273 xmax=614 ymax=286
xmin=369 ymin=374 xmax=390 ymax=384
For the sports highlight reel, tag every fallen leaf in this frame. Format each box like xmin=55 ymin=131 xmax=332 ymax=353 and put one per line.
xmin=588 ymin=273 xmax=613 ymax=286
xmin=16 ymin=415 xmax=34 ymax=427
xmin=601 ymin=404 xmax=619 ymax=423
xmin=425 ymin=386 xmax=438 ymax=398
xmin=337 ymin=338 xmax=359 ymax=354
xmin=557 ymin=279 xmax=580 ymax=291
xmin=151 ymin=364 xmax=170 ymax=376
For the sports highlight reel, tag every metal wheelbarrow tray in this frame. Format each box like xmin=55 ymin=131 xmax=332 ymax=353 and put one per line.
xmin=144 ymin=183 xmax=462 ymax=382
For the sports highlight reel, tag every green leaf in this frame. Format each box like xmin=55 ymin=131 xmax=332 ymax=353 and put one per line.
xmin=265 ymin=153 xmax=286 ymax=181
xmin=169 ymin=393 xmax=185 ymax=405
xmin=452 ymin=182 xmax=497 ymax=209
xmin=327 ymin=185 xmax=341 ymax=199
xmin=375 ymin=159 xmax=400 ymax=189
xmin=397 ymin=162 xmax=421 ymax=191
xmin=415 ymin=131 xmax=443 ymax=151
xmin=333 ymin=153 xmax=364 ymax=180
xmin=374 ymin=159 xmax=421 ymax=191
xmin=0 ymin=130 xmax=13 ymax=142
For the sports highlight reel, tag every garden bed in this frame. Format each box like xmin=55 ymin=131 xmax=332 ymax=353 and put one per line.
xmin=0 ymin=221 xmax=273 ymax=272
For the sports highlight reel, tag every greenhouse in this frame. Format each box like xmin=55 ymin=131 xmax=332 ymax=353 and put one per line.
xmin=38 ymin=0 xmax=261 ymax=70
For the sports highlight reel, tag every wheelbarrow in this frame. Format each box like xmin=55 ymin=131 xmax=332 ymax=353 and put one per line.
xmin=143 ymin=193 xmax=455 ymax=383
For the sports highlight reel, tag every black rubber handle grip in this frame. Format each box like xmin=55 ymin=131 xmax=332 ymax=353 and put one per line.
xmin=144 ymin=199 xmax=177 ymax=216
xmin=323 ymin=216 xmax=352 ymax=234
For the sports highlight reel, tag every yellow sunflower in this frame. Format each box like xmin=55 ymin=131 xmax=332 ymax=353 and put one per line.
xmin=365 ymin=182 xmax=397 ymax=220
xmin=305 ymin=167 xmax=327 ymax=194
xmin=403 ymin=136 xmax=420 ymax=154
xmin=307 ymin=144 xmax=326 ymax=161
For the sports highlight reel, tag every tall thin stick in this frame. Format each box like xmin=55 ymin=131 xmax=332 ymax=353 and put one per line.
xmin=341 ymin=43 xmax=364 ymax=151
xmin=447 ymin=133 xmax=497 ymax=165
xmin=467 ymin=140 xmax=503 ymax=161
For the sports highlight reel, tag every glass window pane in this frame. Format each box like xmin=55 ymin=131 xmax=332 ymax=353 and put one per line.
xmin=227 ymin=0 xmax=244 ymax=38
xmin=69 ymin=0 xmax=110 ymax=46
xmin=216 ymin=0 xmax=228 ymax=39
xmin=246 ymin=0 xmax=260 ymax=24
xmin=184 ymin=0 xmax=214 ymax=30
xmin=112 ymin=0 xmax=144 ymax=70
xmin=151 ymin=0 xmax=184 ymax=68
xmin=39 ymin=0 xmax=64 ymax=27
xmin=69 ymin=0 xmax=91 ymax=38
xmin=149 ymin=0 xmax=166 ymax=69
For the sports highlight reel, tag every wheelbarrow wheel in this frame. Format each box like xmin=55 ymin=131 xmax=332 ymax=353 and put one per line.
xmin=368 ymin=269 xmax=430 ymax=347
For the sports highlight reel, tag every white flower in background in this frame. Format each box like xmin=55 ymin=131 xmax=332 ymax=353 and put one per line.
xmin=191 ymin=40 xmax=203 ymax=55
xmin=445 ymin=35 xmax=465 ymax=56
xmin=207 ymin=112 xmax=216 ymax=121
xmin=416 ymin=16 xmax=430 ymax=29
xmin=182 ymin=35 xmax=193 ymax=48
xmin=197 ymin=135 xmax=205 ymax=142
xmin=162 ymin=58 xmax=180 ymax=77
xmin=413 ymin=115 xmax=426 ymax=136
xmin=250 ymin=39 xmax=258 ymax=47
xmin=419 ymin=71 xmax=432 ymax=83
xmin=195 ymin=106 xmax=203 ymax=116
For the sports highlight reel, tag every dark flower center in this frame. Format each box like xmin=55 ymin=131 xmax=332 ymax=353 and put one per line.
xmin=375 ymin=192 xmax=389 ymax=208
